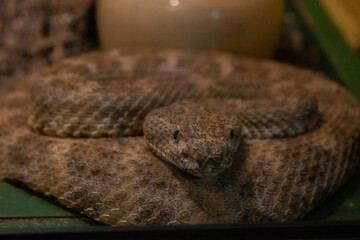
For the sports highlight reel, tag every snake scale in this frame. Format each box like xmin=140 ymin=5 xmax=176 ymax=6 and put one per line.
xmin=1 ymin=49 xmax=360 ymax=225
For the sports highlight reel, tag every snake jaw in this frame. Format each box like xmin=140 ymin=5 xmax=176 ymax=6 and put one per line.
xmin=199 ymin=157 xmax=233 ymax=177
xmin=177 ymin=154 xmax=228 ymax=178
xmin=177 ymin=144 xmax=237 ymax=177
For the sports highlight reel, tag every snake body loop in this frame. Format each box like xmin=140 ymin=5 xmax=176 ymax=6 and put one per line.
xmin=1 ymin=49 xmax=360 ymax=225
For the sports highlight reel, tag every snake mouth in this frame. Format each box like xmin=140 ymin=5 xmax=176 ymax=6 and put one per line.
xmin=201 ymin=154 xmax=233 ymax=177
xmin=180 ymin=151 xmax=233 ymax=178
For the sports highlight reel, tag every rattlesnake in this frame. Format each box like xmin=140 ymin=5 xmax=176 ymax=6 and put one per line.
xmin=1 ymin=49 xmax=360 ymax=225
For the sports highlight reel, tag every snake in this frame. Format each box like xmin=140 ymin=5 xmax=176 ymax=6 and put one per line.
xmin=1 ymin=49 xmax=360 ymax=225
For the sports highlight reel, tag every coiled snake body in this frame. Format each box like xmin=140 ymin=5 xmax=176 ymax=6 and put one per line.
xmin=1 ymin=49 xmax=360 ymax=225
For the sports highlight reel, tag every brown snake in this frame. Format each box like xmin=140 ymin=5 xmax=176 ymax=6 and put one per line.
xmin=1 ymin=49 xmax=360 ymax=225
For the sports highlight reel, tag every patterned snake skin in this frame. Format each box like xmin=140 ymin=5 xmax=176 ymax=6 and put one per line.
xmin=1 ymin=49 xmax=360 ymax=225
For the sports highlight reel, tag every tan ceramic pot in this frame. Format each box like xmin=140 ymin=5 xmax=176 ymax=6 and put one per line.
xmin=96 ymin=0 xmax=284 ymax=57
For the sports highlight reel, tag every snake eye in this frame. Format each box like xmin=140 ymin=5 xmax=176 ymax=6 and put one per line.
xmin=230 ymin=130 xmax=235 ymax=139
xmin=173 ymin=130 xmax=180 ymax=140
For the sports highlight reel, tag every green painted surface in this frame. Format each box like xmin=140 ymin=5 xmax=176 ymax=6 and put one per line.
xmin=0 ymin=182 xmax=75 ymax=218
xmin=0 ymin=182 xmax=100 ymax=229
xmin=0 ymin=218 xmax=95 ymax=230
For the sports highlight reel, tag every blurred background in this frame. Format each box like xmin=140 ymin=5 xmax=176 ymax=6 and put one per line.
xmin=0 ymin=0 xmax=360 ymax=231
xmin=1 ymin=0 xmax=360 ymax=87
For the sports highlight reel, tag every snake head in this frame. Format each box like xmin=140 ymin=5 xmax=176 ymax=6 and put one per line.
xmin=143 ymin=101 xmax=242 ymax=178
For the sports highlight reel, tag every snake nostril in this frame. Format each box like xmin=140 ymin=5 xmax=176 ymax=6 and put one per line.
xmin=182 ymin=152 xmax=189 ymax=158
